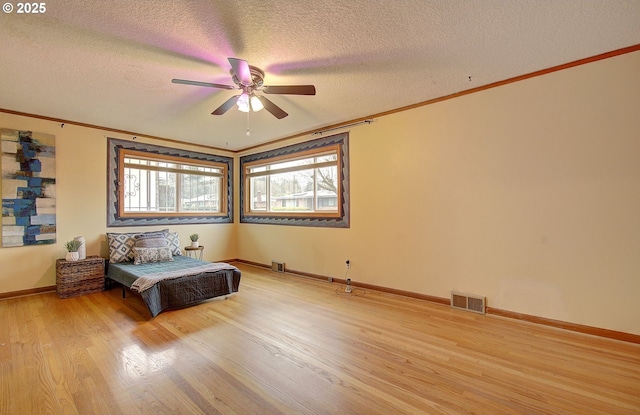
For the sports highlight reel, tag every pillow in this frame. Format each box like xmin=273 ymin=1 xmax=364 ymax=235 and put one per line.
xmin=107 ymin=230 xmax=171 ymax=263
xmin=107 ymin=232 xmax=137 ymax=263
xmin=133 ymin=246 xmax=174 ymax=265
xmin=165 ymin=231 xmax=182 ymax=256
xmin=134 ymin=233 xmax=168 ymax=248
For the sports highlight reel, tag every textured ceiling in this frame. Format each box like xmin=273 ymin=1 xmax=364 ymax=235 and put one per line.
xmin=1 ymin=0 xmax=639 ymax=151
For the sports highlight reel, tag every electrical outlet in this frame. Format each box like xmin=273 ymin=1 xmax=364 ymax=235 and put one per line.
xmin=346 ymin=259 xmax=350 ymax=268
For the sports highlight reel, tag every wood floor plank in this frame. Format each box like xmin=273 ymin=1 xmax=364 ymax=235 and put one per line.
xmin=1 ymin=263 xmax=639 ymax=415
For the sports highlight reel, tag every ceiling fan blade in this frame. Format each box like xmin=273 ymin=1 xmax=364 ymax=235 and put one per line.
xmin=228 ymin=58 xmax=252 ymax=86
xmin=256 ymin=96 xmax=288 ymax=119
xmin=262 ymin=85 xmax=316 ymax=95
xmin=212 ymin=95 xmax=240 ymax=115
xmin=172 ymin=79 xmax=236 ymax=90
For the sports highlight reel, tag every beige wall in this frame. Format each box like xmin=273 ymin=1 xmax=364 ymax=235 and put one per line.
xmin=2 ymin=50 xmax=638 ymax=336
xmin=0 ymin=113 xmax=237 ymax=294
xmin=238 ymin=50 xmax=640 ymax=335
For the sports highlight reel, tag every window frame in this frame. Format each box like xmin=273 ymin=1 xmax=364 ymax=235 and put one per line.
xmin=243 ymin=145 xmax=342 ymax=218
xmin=119 ymin=148 xmax=228 ymax=218
xmin=107 ymin=138 xmax=233 ymax=227
xmin=239 ymin=133 xmax=350 ymax=228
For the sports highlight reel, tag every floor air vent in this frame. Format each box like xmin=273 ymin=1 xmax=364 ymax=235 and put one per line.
xmin=271 ymin=261 xmax=285 ymax=273
xmin=451 ymin=291 xmax=486 ymax=314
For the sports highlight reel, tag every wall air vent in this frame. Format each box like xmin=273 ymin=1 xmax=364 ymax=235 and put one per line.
xmin=271 ymin=261 xmax=285 ymax=273
xmin=451 ymin=291 xmax=486 ymax=314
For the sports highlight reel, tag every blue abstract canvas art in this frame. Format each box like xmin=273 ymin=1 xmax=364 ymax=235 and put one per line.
xmin=1 ymin=128 xmax=56 ymax=247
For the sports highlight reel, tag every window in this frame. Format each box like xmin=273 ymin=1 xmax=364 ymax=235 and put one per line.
xmin=107 ymin=138 xmax=233 ymax=226
xmin=122 ymin=150 xmax=225 ymax=215
xmin=240 ymin=133 xmax=349 ymax=227
xmin=245 ymin=149 xmax=339 ymax=215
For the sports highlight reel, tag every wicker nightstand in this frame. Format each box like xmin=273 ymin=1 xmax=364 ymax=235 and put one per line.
xmin=56 ymin=255 xmax=105 ymax=299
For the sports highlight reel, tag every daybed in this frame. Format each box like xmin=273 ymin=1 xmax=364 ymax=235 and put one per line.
xmin=106 ymin=230 xmax=241 ymax=317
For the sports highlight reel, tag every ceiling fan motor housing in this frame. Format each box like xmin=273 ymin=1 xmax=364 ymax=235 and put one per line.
xmin=231 ymin=65 xmax=265 ymax=90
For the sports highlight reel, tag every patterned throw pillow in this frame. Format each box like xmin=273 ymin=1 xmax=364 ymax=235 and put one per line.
xmin=165 ymin=231 xmax=182 ymax=256
xmin=107 ymin=232 xmax=137 ymax=263
xmin=134 ymin=233 xmax=168 ymax=248
xmin=133 ymin=246 xmax=174 ymax=265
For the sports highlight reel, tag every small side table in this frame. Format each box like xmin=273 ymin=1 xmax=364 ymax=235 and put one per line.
xmin=184 ymin=245 xmax=204 ymax=260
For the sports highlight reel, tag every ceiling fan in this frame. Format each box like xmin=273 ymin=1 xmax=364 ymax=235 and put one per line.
xmin=172 ymin=57 xmax=316 ymax=119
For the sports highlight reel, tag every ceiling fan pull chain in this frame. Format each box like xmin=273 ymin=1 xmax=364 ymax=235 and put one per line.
xmin=246 ymin=111 xmax=251 ymax=136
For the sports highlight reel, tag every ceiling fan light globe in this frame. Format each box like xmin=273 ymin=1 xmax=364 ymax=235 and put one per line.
xmin=250 ymin=96 xmax=264 ymax=112
xmin=236 ymin=93 xmax=250 ymax=112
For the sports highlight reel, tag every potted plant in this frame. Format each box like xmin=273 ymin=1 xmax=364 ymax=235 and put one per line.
xmin=65 ymin=239 xmax=82 ymax=261
xmin=189 ymin=233 xmax=200 ymax=248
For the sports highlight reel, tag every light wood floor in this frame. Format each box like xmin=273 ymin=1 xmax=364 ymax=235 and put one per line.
xmin=1 ymin=263 xmax=639 ymax=415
